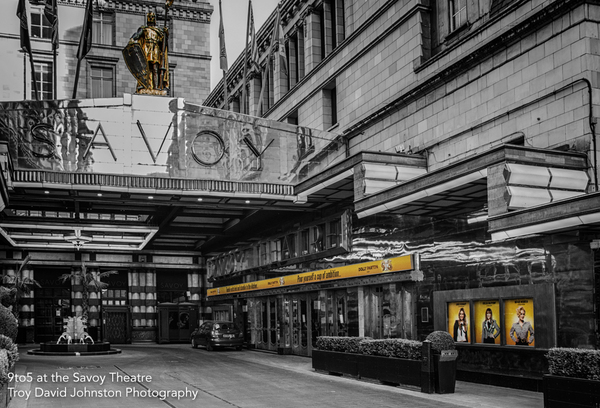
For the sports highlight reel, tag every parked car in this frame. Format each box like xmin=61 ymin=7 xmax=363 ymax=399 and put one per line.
xmin=191 ymin=320 xmax=244 ymax=351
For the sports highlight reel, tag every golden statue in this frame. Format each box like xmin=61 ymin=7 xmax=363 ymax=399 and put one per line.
xmin=125 ymin=11 xmax=169 ymax=95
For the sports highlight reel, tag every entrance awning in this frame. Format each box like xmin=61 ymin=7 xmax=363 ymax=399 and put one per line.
xmin=354 ymin=144 xmax=589 ymax=222
xmin=488 ymin=192 xmax=600 ymax=241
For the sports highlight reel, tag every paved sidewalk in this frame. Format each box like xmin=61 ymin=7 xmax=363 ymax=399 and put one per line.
xmin=229 ymin=349 xmax=543 ymax=408
xmin=9 ymin=344 xmax=543 ymax=408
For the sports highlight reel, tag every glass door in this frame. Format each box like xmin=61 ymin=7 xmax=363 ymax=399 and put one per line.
xmin=364 ymin=285 xmax=384 ymax=339
xmin=255 ymin=297 xmax=280 ymax=352
xmin=291 ymin=294 xmax=310 ymax=356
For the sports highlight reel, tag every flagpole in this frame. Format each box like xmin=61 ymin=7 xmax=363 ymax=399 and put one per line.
xmin=72 ymin=61 xmax=82 ymax=100
xmin=17 ymin=0 xmax=38 ymax=100
xmin=44 ymin=0 xmax=59 ymax=98
xmin=53 ymin=48 xmax=57 ymax=99
xmin=242 ymin=1 xmax=251 ymax=115
xmin=218 ymin=0 xmax=229 ymax=110
xmin=256 ymin=58 xmax=269 ymax=116
xmin=256 ymin=5 xmax=280 ymax=116
xmin=222 ymin=71 xmax=229 ymax=111
xmin=52 ymin=0 xmax=57 ymax=98
xmin=23 ymin=53 xmax=26 ymax=100
xmin=28 ymin=52 xmax=39 ymax=100
xmin=72 ymin=0 xmax=92 ymax=99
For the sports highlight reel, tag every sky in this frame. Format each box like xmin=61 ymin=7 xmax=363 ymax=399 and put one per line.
xmin=208 ymin=0 xmax=279 ymax=90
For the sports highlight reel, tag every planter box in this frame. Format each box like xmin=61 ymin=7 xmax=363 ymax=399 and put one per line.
xmin=358 ymin=354 xmax=421 ymax=386
xmin=543 ymin=375 xmax=600 ymax=408
xmin=312 ymin=350 xmax=421 ymax=386
xmin=312 ymin=350 xmax=359 ymax=376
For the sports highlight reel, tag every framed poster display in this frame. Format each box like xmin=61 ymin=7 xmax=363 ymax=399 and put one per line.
xmin=448 ymin=301 xmax=470 ymax=343
xmin=474 ymin=300 xmax=501 ymax=345
xmin=504 ymin=298 xmax=535 ymax=347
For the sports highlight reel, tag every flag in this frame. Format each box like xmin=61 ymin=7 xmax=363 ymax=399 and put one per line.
xmin=248 ymin=1 xmax=259 ymax=72
xmin=17 ymin=0 xmax=39 ymax=100
xmin=273 ymin=7 xmax=288 ymax=76
xmin=16 ymin=0 xmax=31 ymax=54
xmin=218 ymin=0 xmax=228 ymax=72
xmin=76 ymin=0 xmax=93 ymax=61
xmin=44 ymin=0 xmax=59 ymax=50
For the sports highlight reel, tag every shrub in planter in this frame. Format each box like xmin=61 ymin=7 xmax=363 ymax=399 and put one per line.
xmin=546 ymin=348 xmax=600 ymax=380
xmin=358 ymin=338 xmax=422 ymax=360
xmin=315 ymin=336 xmax=372 ymax=353
xmin=425 ymin=331 xmax=455 ymax=353
xmin=0 ymin=350 xmax=9 ymax=386
xmin=0 ymin=335 xmax=18 ymax=368
xmin=0 ymin=308 xmax=17 ymax=343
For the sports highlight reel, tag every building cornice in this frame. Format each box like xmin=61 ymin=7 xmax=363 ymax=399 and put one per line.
xmin=56 ymin=0 xmax=213 ymax=24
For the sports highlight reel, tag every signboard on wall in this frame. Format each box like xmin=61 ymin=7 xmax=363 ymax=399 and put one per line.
xmin=207 ymin=255 xmax=415 ymax=297
xmin=474 ymin=300 xmax=501 ymax=345
xmin=504 ymin=298 xmax=535 ymax=347
xmin=448 ymin=302 xmax=470 ymax=343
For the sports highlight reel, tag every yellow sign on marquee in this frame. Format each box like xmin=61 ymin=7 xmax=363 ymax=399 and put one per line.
xmin=207 ymin=255 xmax=415 ymax=297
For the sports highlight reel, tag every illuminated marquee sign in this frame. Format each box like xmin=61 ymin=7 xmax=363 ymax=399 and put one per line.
xmin=207 ymin=255 xmax=415 ymax=297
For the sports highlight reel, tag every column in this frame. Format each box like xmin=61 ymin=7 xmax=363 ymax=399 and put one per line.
xmin=248 ymin=73 xmax=262 ymax=116
xmin=87 ymin=268 xmax=101 ymax=328
xmin=287 ymin=32 xmax=298 ymax=88
xmin=145 ymin=270 xmax=157 ymax=327
xmin=71 ymin=266 xmax=83 ymax=318
xmin=129 ymin=270 xmax=141 ymax=327
xmin=303 ymin=7 xmax=321 ymax=73
xmin=19 ymin=266 xmax=35 ymax=328
xmin=188 ymin=271 xmax=201 ymax=303
xmin=296 ymin=20 xmax=305 ymax=80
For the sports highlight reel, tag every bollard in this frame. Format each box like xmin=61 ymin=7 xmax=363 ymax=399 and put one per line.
xmin=421 ymin=340 xmax=435 ymax=394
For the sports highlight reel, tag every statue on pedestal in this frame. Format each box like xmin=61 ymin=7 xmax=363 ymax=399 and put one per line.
xmin=123 ymin=3 xmax=172 ymax=95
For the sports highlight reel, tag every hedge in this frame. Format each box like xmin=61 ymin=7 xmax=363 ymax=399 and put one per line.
xmin=359 ymin=338 xmax=422 ymax=360
xmin=315 ymin=336 xmax=372 ymax=353
xmin=546 ymin=348 xmax=600 ymax=380
xmin=316 ymin=336 xmax=422 ymax=359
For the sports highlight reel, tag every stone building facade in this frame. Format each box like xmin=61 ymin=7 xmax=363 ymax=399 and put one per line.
xmin=202 ymin=0 xmax=600 ymax=388
xmin=0 ymin=0 xmax=212 ymax=102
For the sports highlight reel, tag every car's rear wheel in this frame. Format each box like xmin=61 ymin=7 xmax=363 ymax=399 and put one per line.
xmin=192 ymin=339 xmax=198 ymax=349
xmin=235 ymin=345 xmax=243 ymax=351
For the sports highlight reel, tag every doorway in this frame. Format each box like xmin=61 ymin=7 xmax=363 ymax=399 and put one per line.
xmin=103 ymin=306 xmax=131 ymax=343
xmin=285 ymin=293 xmax=316 ymax=356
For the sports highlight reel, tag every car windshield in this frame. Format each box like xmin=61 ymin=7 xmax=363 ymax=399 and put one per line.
xmin=213 ymin=323 xmax=236 ymax=331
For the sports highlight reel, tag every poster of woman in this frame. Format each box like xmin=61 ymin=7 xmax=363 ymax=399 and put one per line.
xmin=448 ymin=302 xmax=470 ymax=343
xmin=504 ymin=298 xmax=535 ymax=346
xmin=474 ymin=300 xmax=501 ymax=344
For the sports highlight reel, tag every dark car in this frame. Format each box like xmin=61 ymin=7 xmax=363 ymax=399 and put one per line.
xmin=191 ymin=320 xmax=244 ymax=351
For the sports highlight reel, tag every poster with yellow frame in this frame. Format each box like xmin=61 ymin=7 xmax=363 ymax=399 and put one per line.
xmin=474 ymin=300 xmax=501 ymax=345
xmin=447 ymin=301 xmax=470 ymax=343
xmin=504 ymin=298 xmax=535 ymax=347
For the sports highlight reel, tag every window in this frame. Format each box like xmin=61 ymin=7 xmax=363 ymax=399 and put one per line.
xmin=93 ymin=11 xmax=114 ymax=45
xmin=90 ymin=66 xmax=114 ymax=98
xmin=490 ymin=0 xmax=517 ymax=17
xmin=270 ymin=240 xmax=281 ymax=262
xmin=319 ymin=0 xmax=345 ymax=60
xmin=33 ymin=61 xmax=53 ymax=100
xmin=323 ymin=83 xmax=338 ymax=129
xmin=449 ymin=0 xmax=467 ymax=32
xmin=31 ymin=9 xmax=51 ymax=39
xmin=102 ymin=289 xmax=127 ymax=306
xmin=288 ymin=31 xmax=305 ymax=88
xmin=282 ymin=233 xmax=296 ymax=259
xmin=327 ymin=219 xmax=341 ymax=248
